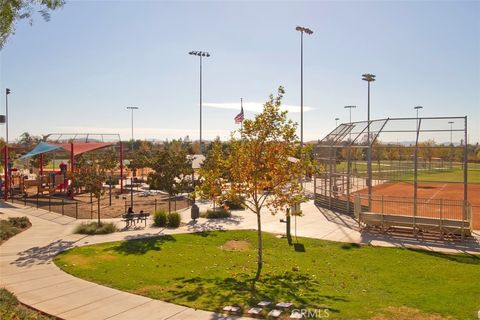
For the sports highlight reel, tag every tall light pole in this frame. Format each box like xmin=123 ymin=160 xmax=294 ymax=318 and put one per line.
xmin=126 ymin=106 xmax=139 ymax=209
xmin=335 ymin=117 xmax=340 ymax=127
xmin=189 ymin=50 xmax=210 ymax=154
xmin=362 ymin=73 xmax=376 ymax=209
xmin=414 ymin=105 xmax=423 ymax=129
xmin=5 ymin=88 xmax=10 ymax=145
xmin=295 ymin=26 xmax=313 ymax=148
xmin=448 ymin=121 xmax=454 ymax=146
xmin=344 ymin=105 xmax=356 ymax=124
xmin=4 ymin=88 xmax=10 ymax=200
xmin=126 ymin=106 xmax=139 ymax=151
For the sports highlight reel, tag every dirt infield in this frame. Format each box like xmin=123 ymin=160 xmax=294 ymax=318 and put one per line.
xmin=355 ymin=182 xmax=480 ymax=230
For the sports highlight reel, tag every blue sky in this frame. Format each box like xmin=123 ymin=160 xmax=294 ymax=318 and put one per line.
xmin=1 ymin=0 xmax=479 ymax=143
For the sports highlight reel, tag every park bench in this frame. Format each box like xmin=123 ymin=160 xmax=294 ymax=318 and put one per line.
xmin=121 ymin=212 xmax=150 ymax=228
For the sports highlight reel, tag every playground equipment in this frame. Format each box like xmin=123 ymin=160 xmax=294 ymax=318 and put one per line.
xmin=3 ymin=133 xmax=124 ymax=200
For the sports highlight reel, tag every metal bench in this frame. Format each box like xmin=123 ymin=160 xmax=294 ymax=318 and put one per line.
xmin=121 ymin=212 xmax=150 ymax=228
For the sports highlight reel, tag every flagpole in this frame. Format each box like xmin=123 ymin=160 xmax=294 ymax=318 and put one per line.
xmin=240 ymin=98 xmax=243 ymax=133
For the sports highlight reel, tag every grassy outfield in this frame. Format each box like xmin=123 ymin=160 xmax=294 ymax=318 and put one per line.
xmin=396 ymin=168 xmax=480 ymax=183
xmin=54 ymin=230 xmax=480 ymax=319
xmin=334 ymin=161 xmax=480 ymax=183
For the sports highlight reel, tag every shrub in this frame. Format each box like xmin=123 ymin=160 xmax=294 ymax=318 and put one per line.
xmin=0 ymin=217 xmax=31 ymax=242
xmin=203 ymin=208 xmax=232 ymax=219
xmin=0 ymin=221 xmax=20 ymax=241
xmin=167 ymin=212 xmax=181 ymax=228
xmin=153 ymin=209 xmax=168 ymax=227
xmin=0 ymin=288 xmax=54 ymax=319
xmin=8 ymin=217 xmax=31 ymax=229
xmin=74 ymin=222 xmax=117 ymax=235
xmin=223 ymin=196 xmax=246 ymax=210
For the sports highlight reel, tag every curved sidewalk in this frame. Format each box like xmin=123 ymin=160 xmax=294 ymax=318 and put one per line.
xmin=1 ymin=201 xmax=479 ymax=320
xmin=0 ymin=202 xmax=249 ymax=320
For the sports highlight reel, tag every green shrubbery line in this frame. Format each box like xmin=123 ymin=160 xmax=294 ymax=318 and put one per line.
xmin=153 ymin=209 xmax=181 ymax=228
xmin=0 ymin=217 xmax=31 ymax=242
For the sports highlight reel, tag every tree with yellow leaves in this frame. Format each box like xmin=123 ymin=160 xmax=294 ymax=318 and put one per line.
xmin=222 ymin=87 xmax=307 ymax=281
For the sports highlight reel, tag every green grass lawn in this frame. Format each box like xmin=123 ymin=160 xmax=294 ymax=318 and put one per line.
xmin=54 ymin=230 xmax=480 ymax=319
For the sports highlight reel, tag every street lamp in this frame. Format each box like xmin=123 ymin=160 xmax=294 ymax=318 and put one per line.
xmin=189 ymin=50 xmax=210 ymax=154
xmin=414 ymin=106 xmax=423 ymax=129
xmin=344 ymin=105 xmax=357 ymax=124
xmin=335 ymin=118 xmax=340 ymax=127
xmin=295 ymin=26 xmax=313 ymax=148
xmin=126 ymin=106 xmax=139 ymax=209
xmin=4 ymin=88 xmax=10 ymax=200
xmin=5 ymin=88 xmax=10 ymax=145
xmin=362 ymin=73 xmax=375 ymax=208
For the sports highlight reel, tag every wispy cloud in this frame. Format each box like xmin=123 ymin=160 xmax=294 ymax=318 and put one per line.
xmin=204 ymin=102 xmax=313 ymax=113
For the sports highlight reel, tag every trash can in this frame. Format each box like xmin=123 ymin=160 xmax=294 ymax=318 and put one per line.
xmin=191 ymin=203 xmax=200 ymax=220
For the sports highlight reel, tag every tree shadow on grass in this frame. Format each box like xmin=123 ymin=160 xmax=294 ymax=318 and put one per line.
xmin=106 ymin=235 xmax=176 ymax=255
xmin=294 ymin=243 xmax=306 ymax=252
xmin=189 ymin=230 xmax=228 ymax=238
xmin=407 ymin=248 xmax=480 ymax=265
xmin=340 ymin=243 xmax=361 ymax=250
xmin=168 ymin=271 xmax=344 ymax=316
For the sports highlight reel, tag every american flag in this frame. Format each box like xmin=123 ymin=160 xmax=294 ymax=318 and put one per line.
xmin=234 ymin=106 xmax=244 ymax=124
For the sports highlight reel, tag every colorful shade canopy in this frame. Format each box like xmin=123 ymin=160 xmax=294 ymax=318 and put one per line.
xmin=19 ymin=142 xmax=63 ymax=159
xmin=20 ymin=142 xmax=115 ymax=159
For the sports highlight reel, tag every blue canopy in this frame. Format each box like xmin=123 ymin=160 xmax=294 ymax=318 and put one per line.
xmin=19 ymin=142 xmax=63 ymax=160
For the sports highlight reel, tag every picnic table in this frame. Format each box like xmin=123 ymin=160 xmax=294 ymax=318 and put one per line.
xmin=121 ymin=212 xmax=150 ymax=228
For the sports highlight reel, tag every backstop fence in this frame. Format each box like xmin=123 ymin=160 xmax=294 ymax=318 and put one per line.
xmin=313 ymin=116 xmax=476 ymax=236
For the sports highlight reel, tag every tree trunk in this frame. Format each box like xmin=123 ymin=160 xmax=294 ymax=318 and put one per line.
xmin=97 ymin=196 xmax=101 ymax=225
xmin=254 ymin=209 xmax=263 ymax=281
xmin=168 ymin=194 xmax=172 ymax=213
xmin=286 ymin=208 xmax=292 ymax=245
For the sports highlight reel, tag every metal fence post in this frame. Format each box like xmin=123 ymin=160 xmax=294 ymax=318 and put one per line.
xmin=24 ymin=194 xmax=26 ymax=206
xmin=48 ymin=196 xmax=51 ymax=212
xmin=439 ymin=199 xmax=443 ymax=239
xmin=62 ymin=199 xmax=65 ymax=215
xmin=36 ymin=193 xmax=39 ymax=208
xmin=75 ymin=202 xmax=78 ymax=219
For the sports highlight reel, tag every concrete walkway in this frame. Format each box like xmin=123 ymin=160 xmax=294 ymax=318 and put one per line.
xmin=1 ymin=200 xmax=479 ymax=320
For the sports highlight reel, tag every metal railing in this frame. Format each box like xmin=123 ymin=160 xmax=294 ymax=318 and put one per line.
xmin=6 ymin=193 xmax=191 ymax=219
